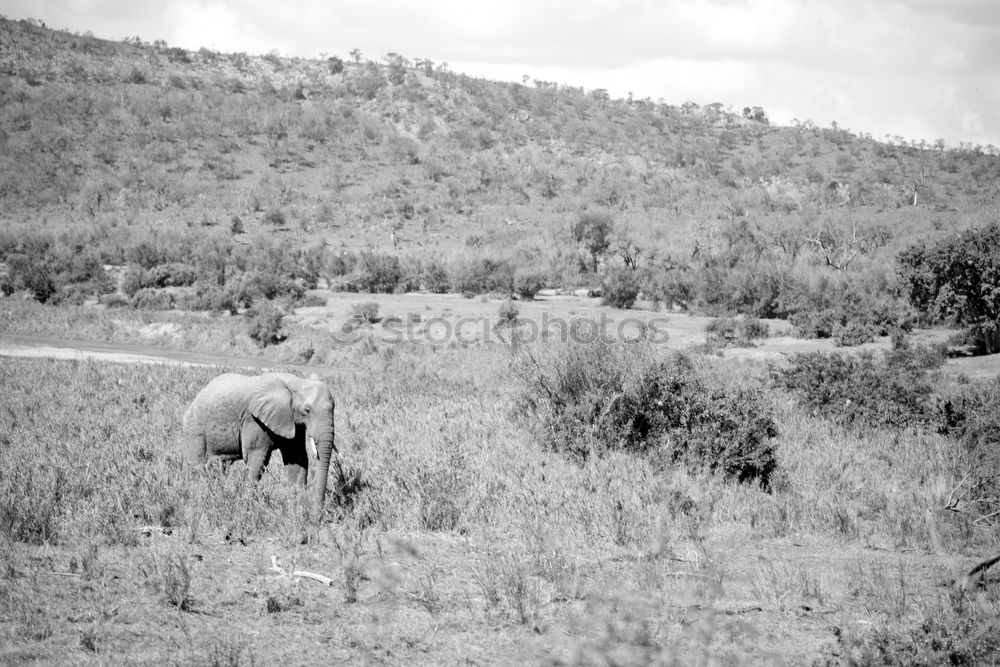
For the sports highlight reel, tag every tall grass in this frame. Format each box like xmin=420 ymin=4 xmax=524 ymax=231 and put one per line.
xmin=1 ymin=342 xmax=998 ymax=663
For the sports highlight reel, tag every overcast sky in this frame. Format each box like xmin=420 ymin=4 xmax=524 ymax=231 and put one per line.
xmin=6 ymin=0 xmax=999 ymax=148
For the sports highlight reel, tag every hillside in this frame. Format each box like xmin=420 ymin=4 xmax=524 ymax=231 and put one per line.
xmin=2 ymin=14 xmax=1000 ymax=338
xmin=2 ymin=16 xmax=998 ymax=249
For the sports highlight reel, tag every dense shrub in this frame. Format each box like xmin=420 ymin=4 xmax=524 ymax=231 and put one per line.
xmin=130 ymin=288 xmax=176 ymax=310
xmin=513 ymin=269 xmax=546 ymax=300
xmin=771 ymin=348 xmax=940 ymax=429
xmin=451 ymin=258 xmax=514 ymax=296
xmin=99 ymin=293 xmax=129 ymax=308
xmin=601 ymin=268 xmax=640 ymax=309
xmin=834 ymin=320 xmax=878 ymax=347
xmin=640 ymin=264 xmax=694 ymax=311
xmin=899 ymin=222 xmax=1000 ymax=353
xmin=180 ymin=283 xmax=238 ymax=314
xmin=934 ymin=378 xmax=1000 ymax=450
xmin=246 ymin=301 xmax=286 ymax=347
xmin=788 ymin=288 xmax=912 ymax=342
xmin=3 ymin=254 xmax=57 ymax=303
xmin=351 ymin=301 xmax=381 ymax=324
xmin=705 ymin=317 xmax=769 ymax=347
xmin=421 ymin=258 xmax=450 ymax=293
xmin=515 ymin=342 xmax=778 ymax=486
xmin=235 ymin=269 xmax=305 ymax=304
xmin=825 ymin=615 xmax=1000 ymax=667
xmin=121 ymin=264 xmax=145 ymax=298
xmin=351 ymin=252 xmax=402 ymax=293
xmin=144 ymin=262 xmax=198 ymax=288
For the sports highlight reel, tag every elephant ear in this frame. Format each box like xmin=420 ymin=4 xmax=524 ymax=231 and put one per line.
xmin=249 ymin=383 xmax=296 ymax=439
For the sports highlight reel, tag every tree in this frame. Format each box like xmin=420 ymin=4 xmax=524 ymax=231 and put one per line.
xmin=573 ymin=211 xmax=614 ymax=273
xmin=898 ymin=223 xmax=1000 ymax=353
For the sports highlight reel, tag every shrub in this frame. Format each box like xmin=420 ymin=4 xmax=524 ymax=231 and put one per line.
xmin=131 ymin=288 xmax=176 ymax=311
xmin=179 ymin=283 xmax=238 ymax=314
xmin=825 ymin=614 xmax=1000 ymax=667
xmin=421 ymin=258 xmax=450 ymax=293
xmin=899 ymin=223 xmax=1000 ymax=353
xmin=99 ymin=293 xmax=129 ymax=308
xmin=497 ymin=300 xmax=519 ymax=326
xmin=247 ymin=301 xmax=286 ymax=347
xmin=352 ymin=252 xmax=402 ymax=293
xmin=601 ymin=269 xmax=640 ymax=309
xmin=263 ymin=208 xmax=287 ymax=228
xmin=835 ymin=321 xmax=878 ymax=347
xmin=145 ymin=262 xmax=198 ymax=288
xmin=515 ymin=342 xmax=778 ymax=486
xmin=771 ymin=350 xmax=936 ymax=429
xmin=296 ymin=292 xmax=327 ymax=308
xmin=121 ymin=264 xmax=145 ymax=298
xmin=573 ymin=211 xmax=614 ymax=273
xmin=351 ymin=301 xmax=381 ymax=324
xmin=5 ymin=253 xmax=56 ymax=303
xmin=451 ymin=258 xmax=514 ymax=296
xmin=705 ymin=317 xmax=769 ymax=347
xmin=514 ymin=269 xmax=546 ymax=300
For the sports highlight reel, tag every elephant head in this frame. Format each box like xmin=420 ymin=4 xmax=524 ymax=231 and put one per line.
xmin=254 ymin=373 xmax=340 ymax=513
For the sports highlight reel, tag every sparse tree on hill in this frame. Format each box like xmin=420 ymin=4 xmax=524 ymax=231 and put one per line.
xmin=573 ymin=211 xmax=614 ymax=273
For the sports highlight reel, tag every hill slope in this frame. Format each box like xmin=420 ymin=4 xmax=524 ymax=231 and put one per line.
xmin=2 ymin=15 xmax=998 ymax=254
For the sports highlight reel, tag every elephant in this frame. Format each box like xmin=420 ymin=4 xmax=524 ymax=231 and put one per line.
xmin=181 ymin=372 xmax=342 ymax=512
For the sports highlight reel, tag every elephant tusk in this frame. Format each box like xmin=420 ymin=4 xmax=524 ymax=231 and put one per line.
xmin=307 ymin=436 xmax=318 ymax=461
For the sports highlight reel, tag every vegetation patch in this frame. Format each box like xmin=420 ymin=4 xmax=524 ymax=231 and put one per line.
xmin=514 ymin=341 xmax=778 ymax=487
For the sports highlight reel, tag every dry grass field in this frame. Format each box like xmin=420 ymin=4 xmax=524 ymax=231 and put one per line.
xmin=3 ymin=16 xmax=1000 ymax=665
xmin=2 ymin=317 xmax=999 ymax=665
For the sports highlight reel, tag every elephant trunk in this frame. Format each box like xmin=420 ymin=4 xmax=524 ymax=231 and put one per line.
xmin=310 ymin=422 xmax=337 ymax=516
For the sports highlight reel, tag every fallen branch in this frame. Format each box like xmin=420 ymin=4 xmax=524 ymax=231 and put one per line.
xmin=957 ymin=553 xmax=1000 ymax=590
xmin=291 ymin=570 xmax=335 ymax=586
xmin=269 ymin=555 xmax=335 ymax=587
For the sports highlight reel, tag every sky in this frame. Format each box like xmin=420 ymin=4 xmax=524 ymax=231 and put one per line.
xmin=5 ymin=0 xmax=999 ymax=148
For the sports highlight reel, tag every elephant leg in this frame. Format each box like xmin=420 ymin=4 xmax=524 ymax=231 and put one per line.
xmin=241 ymin=419 xmax=273 ymax=481
xmin=181 ymin=430 xmax=207 ymax=467
xmin=276 ymin=432 xmax=309 ymax=486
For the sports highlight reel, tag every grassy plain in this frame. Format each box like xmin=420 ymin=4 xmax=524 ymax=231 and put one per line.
xmin=2 ymin=329 xmax=999 ymax=665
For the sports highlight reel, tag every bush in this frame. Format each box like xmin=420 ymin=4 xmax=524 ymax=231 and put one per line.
xmin=788 ymin=275 xmax=914 ymax=341
xmin=899 ymin=222 xmax=1000 ymax=353
xmin=187 ymin=283 xmax=239 ymax=314
xmin=515 ymin=342 xmax=778 ymax=486
xmin=497 ymin=300 xmax=519 ymax=326
xmin=835 ymin=321 xmax=878 ymax=347
xmin=771 ymin=350 xmax=936 ymax=429
xmin=705 ymin=317 xmax=769 ymax=347
xmin=451 ymin=258 xmax=514 ymax=296
xmin=5 ymin=253 xmax=56 ymax=303
xmin=247 ymin=302 xmax=286 ymax=347
xmin=296 ymin=292 xmax=327 ymax=308
xmin=601 ymin=269 xmax=640 ymax=309
xmin=825 ymin=614 xmax=1000 ymax=667
xmin=352 ymin=252 xmax=402 ymax=293
xmin=421 ymin=258 xmax=450 ymax=293
xmin=145 ymin=262 xmax=198 ymax=288
xmin=121 ymin=264 xmax=145 ymax=298
xmin=99 ymin=293 xmax=129 ymax=308
xmin=351 ymin=301 xmax=381 ymax=324
xmin=263 ymin=208 xmax=287 ymax=228
xmin=131 ymin=288 xmax=176 ymax=311
xmin=514 ymin=269 xmax=546 ymax=300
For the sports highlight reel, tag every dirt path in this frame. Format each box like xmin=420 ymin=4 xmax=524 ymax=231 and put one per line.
xmin=0 ymin=333 xmax=352 ymax=373
xmin=1 ymin=330 xmax=995 ymax=379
